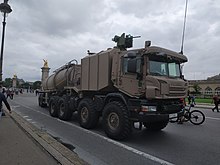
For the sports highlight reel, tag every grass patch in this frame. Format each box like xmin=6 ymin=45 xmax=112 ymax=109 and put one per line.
xmin=193 ymin=98 xmax=212 ymax=104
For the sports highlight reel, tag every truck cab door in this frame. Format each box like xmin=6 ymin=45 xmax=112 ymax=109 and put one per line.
xmin=118 ymin=57 xmax=143 ymax=97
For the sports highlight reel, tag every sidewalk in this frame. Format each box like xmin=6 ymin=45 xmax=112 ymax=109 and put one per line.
xmin=0 ymin=111 xmax=88 ymax=165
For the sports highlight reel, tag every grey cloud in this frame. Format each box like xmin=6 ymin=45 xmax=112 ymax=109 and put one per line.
xmin=1 ymin=0 xmax=220 ymax=81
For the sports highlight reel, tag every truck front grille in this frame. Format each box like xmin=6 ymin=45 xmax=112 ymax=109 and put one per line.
xmin=168 ymin=86 xmax=187 ymax=97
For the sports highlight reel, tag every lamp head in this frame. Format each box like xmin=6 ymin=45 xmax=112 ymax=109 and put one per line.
xmin=0 ymin=0 xmax=12 ymax=14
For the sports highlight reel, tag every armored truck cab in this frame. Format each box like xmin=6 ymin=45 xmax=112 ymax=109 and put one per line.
xmin=77 ymin=36 xmax=187 ymax=140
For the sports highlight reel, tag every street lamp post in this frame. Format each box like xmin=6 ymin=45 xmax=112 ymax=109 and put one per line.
xmin=0 ymin=0 xmax=12 ymax=84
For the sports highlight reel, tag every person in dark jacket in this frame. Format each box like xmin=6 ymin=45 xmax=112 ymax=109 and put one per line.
xmin=212 ymin=94 xmax=219 ymax=112
xmin=0 ymin=92 xmax=12 ymax=115
xmin=187 ymin=95 xmax=191 ymax=105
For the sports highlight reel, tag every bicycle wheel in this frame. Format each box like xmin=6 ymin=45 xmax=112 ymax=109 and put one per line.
xmin=189 ymin=110 xmax=205 ymax=125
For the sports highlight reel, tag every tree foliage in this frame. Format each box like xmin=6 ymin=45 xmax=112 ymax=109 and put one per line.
xmin=192 ymin=84 xmax=201 ymax=94
xmin=2 ymin=77 xmax=41 ymax=90
xmin=21 ymin=82 xmax=30 ymax=89
xmin=33 ymin=81 xmax=41 ymax=89
xmin=3 ymin=78 xmax=12 ymax=87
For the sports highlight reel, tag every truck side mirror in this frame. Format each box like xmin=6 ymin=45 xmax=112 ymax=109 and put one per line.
xmin=180 ymin=75 xmax=185 ymax=80
xmin=136 ymin=58 xmax=143 ymax=80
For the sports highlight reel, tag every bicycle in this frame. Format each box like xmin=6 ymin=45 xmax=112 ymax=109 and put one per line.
xmin=169 ymin=104 xmax=205 ymax=125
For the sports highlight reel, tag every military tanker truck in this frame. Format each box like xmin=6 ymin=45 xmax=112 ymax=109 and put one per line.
xmin=38 ymin=33 xmax=188 ymax=140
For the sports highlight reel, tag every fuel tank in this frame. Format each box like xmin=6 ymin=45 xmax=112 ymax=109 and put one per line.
xmin=42 ymin=62 xmax=81 ymax=91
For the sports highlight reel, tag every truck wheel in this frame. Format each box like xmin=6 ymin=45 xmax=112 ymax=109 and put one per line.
xmin=58 ymin=96 xmax=73 ymax=121
xmin=102 ymin=101 xmax=131 ymax=140
xmin=49 ymin=97 xmax=58 ymax=117
xmin=143 ymin=119 xmax=169 ymax=131
xmin=78 ymin=98 xmax=99 ymax=129
xmin=38 ymin=94 xmax=47 ymax=107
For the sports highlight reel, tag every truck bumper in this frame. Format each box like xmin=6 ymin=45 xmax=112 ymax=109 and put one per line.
xmin=128 ymin=98 xmax=184 ymax=122
xmin=134 ymin=112 xmax=169 ymax=122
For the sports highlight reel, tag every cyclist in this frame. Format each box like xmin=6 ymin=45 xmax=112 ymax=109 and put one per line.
xmin=177 ymin=98 xmax=186 ymax=124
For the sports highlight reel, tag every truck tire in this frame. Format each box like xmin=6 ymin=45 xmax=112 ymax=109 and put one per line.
xmin=38 ymin=94 xmax=47 ymax=107
xmin=49 ymin=97 xmax=59 ymax=117
xmin=102 ymin=101 xmax=131 ymax=140
xmin=143 ymin=119 xmax=169 ymax=131
xmin=58 ymin=96 xmax=73 ymax=121
xmin=78 ymin=98 xmax=99 ymax=129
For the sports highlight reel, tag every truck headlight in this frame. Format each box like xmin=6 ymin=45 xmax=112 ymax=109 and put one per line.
xmin=141 ymin=106 xmax=157 ymax=112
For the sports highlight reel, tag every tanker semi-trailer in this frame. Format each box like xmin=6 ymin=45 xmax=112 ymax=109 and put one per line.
xmin=39 ymin=33 xmax=188 ymax=140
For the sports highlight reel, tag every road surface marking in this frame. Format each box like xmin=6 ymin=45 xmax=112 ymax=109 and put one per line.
xmin=58 ymin=119 xmax=174 ymax=165
xmin=12 ymin=100 xmax=51 ymax=117
xmin=205 ymin=116 xmax=220 ymax=121
xmin=11 ymin=105 xmax=20 ymax=108
xmin=13 ymin=101 xmax=174 ymax=165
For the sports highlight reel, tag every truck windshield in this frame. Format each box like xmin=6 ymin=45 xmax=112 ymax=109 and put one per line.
xmin=149 ymin=60 xmax=181 ymax=77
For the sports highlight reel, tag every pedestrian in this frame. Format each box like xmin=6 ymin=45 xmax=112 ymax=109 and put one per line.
xmin=0 ymin=88 xmax=12 ymax=116
xmin=2 ymin=87 xmax=5 ymax=94
xmin=212 ymin=94 xmax=219 ymax=112
xmin=10 ymin=90 xmax=14 ymax=99
xmin=6 ymin=89 xmax=10 ymax=99
xmin=191 ymin=95 xmax=196 ymax=105
xmin=187 ymin=95 xmax=191 ymax=105
xmin=35 ymin=89 xmax=39 ymax=96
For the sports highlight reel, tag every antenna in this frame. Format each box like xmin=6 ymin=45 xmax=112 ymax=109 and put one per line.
xmin=180 ymin=0 xmax=188 ymax=54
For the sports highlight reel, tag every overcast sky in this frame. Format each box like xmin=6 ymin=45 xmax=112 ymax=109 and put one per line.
xmin=2 ymin=0 xmax=220 ymax=82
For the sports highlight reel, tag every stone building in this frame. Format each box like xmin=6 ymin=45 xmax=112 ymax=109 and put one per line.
xmin=188 ymin=74 xmax=220 ymax=97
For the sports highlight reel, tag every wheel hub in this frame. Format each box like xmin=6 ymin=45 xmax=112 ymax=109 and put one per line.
xmin=59 ymin=103 xmax=65 ymax=116
xmin=51 ymin=103 xmax=55 ymax=113
xmin=108 ymin=112 xmax=119 ymax=130
xmin=81 ymin=107 xmax=89 ymax=122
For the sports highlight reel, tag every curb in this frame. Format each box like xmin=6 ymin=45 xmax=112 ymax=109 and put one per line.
xmin=9 ymin=111 xmax=88 ymax=165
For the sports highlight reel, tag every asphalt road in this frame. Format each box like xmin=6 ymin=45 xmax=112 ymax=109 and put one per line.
xmin=8 ymin=93 xmax=220 ymax=165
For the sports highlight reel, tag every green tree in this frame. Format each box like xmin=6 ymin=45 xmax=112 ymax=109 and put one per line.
xmin=33 ymin=81 xmax=41 ymax=89
xmin=3 ymin=78 xmax=12 ymax=87
xmin=192 ymin=84 xmax=201 ymax=95
xmin=21 ymin=82 xmax=30 ymax=89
